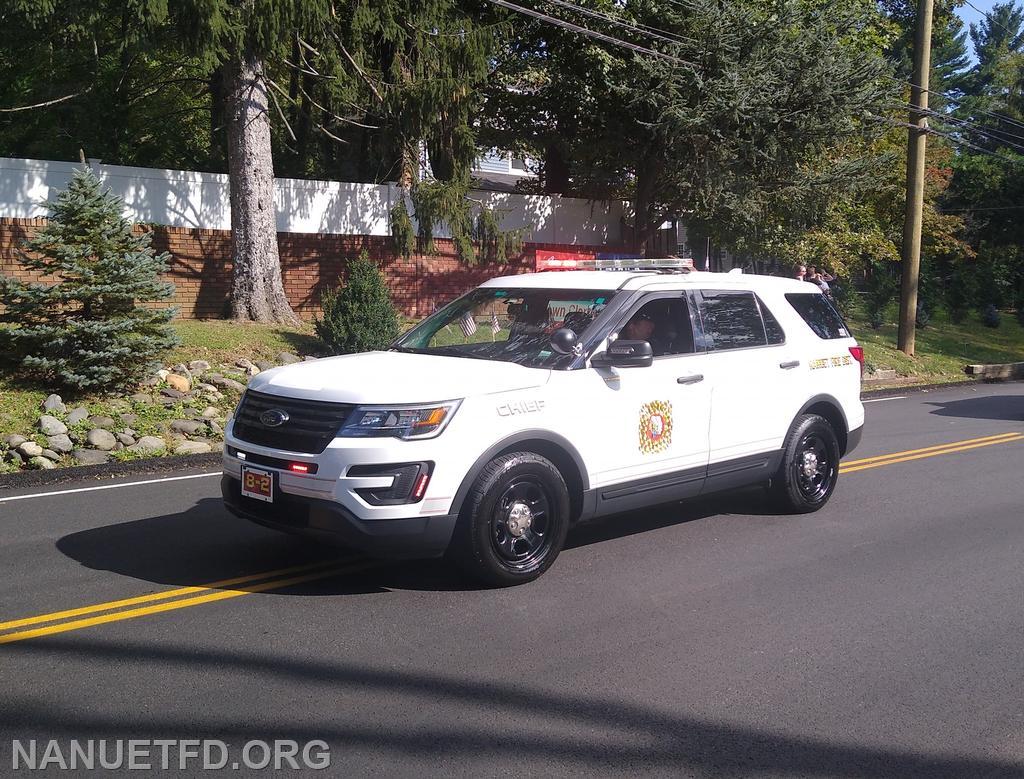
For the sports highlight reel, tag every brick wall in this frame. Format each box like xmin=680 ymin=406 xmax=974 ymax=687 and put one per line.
xmin=0 ymin=218 xmax=619 ymax=319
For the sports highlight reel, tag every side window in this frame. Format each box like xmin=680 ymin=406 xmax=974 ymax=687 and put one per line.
xmin=617 ymin=297 xmax=696 ymax=357
xmin=758 ymin=297 xmax=786 ymax=344
xmin=697 ymin=291 xmax=768 ymax=351
xmin=785 ymin=292 xmax=850 ymax=339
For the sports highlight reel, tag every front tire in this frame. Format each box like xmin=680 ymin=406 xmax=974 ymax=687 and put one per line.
xmin=770 ymin=414 xmax=840 ymax=513
xmin=448 ymin=452 xmax=570 ymax=587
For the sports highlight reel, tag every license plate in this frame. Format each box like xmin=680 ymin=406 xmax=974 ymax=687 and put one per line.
xmin=241 ymin=466 xmax=274 ymax=503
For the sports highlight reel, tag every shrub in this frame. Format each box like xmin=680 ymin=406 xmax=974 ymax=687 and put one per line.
xmin=981 ymin=304 xmax=1002 ymax=328
xmin=946 ymin=262 xmax=977 ymax=324
xmin=315 ymin=250 xmax=400 ymax=354
xmin=0 ymin=168 xmax=178 ymax=390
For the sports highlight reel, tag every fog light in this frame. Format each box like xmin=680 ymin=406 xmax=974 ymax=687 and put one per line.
xmin=348 ymin=462 xmax=434 ymax=505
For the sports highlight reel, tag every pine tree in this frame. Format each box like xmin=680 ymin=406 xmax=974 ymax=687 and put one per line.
xmin=0 ymin=168 xmax=179 ymax=390
xmin=314 ymin=251 xmax=399 ymax=354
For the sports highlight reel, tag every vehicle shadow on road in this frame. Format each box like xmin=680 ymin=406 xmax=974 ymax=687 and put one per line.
xmin=565 ymin=486 xmax=786 ymax=551
xmin=925 ymin=394 xmax=1024 ymax=422
xmin=54 ymin=488 xmax=784 ymax=595
xmin=6 ymin=636 xmax=1022 ymax=778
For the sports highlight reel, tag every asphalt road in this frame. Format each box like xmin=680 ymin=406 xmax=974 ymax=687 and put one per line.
xmin=0 ymin=383 xmax=1022 ymax=777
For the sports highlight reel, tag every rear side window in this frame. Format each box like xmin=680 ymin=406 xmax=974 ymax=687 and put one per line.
xmin=698 ymin=291 xmax=768 ymax=351
xmin=785 ymin=293 xmax=850 ymax=340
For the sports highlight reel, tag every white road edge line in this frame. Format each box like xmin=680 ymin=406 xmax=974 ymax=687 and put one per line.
xmin=0 ymin=471 xmax=222 ymax=504
xmin=863 ymin=396 xmax=907 ymax=404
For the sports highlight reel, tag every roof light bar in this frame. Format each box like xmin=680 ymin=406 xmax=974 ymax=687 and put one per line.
xmin=574 ymin=258 xmax=694 ymax=272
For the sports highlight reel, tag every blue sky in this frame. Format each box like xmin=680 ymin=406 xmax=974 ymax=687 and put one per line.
xmin=954 ymin=0 xmax=997 ymax=62
xmin=956 ymin=0 xmax=998 ymax=40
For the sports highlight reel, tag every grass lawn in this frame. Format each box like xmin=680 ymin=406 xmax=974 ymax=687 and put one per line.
xmin=845 ymin=305 xmax=1024 ymax=383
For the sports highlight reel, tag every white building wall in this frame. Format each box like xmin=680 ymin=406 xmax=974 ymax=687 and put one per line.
xmin=0 ymin=157 xmax=622 ymax=244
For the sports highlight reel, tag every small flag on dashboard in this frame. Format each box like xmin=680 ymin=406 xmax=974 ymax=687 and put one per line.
xmin=460 ymin=311 xmax=478 ymax=338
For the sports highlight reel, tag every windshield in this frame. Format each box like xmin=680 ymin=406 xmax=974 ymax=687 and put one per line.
xmin=393 ymin=287 xmax=618 ymax=369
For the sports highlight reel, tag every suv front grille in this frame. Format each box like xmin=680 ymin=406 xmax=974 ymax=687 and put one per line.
xmin=232 ymin=390 xmax=354 ymax=454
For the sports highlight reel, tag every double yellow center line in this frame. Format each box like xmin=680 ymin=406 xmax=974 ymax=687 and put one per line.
xmin=1 ymin=430 xmax=1021 ymax=646
xmin=839 ymin=431 xmax=1024 ymax=474
xmin=0 ymin=558 xmax=370 ymax=645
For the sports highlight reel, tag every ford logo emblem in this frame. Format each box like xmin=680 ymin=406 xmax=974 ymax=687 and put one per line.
xmin=259 ymin=409 xmax=290 ymax=427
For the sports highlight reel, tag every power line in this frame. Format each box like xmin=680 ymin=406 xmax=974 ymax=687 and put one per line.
xmin=539 ymin=0 xmax=697 ymax=47
xmin=888 ymin=74 xmax=1024 ymax=134
xmin=890 ymin=100 xmax=1024 ymax=153
xmin=486 ymin=0 xmax=696 ymax=66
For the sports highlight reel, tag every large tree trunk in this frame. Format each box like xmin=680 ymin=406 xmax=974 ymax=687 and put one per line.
xmin=225 ymin=55 xmax=299 ymax=324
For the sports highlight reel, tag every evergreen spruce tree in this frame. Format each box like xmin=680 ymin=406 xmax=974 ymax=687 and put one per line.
xmin=315 ymin=251 xmax=399 ymax=355
xmin=0 ymin=169 xmax=179 ymax=390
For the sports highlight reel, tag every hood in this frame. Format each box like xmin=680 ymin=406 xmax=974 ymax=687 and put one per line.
xmin=246 ymin=351 xmax=550 ymax=405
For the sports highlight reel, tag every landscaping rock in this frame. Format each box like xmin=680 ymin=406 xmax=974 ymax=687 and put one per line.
xmin=207 ymin=375 xmax=246 ymax=392
xmin=255 ymin=360 xmax=275 ymax=372
xmin=86 ymin=428 xmax=117 ymax=451
xmin=303 ymin=356 xmax=318 ymax=362
xmin=188 ymin=359 xmax=211 ymax=374
xmin=209 ymin=420 xmax=224 ymax=435
xmin=174 ymin=441 xmax=212 ymax=455
xmin=42 ymin=394 xmax=66 ymax=413
xmin=38 ymin=415 xmax=68 ymax=436
xmin=197 ymin=383 xmax=217 ymax=392
xmin=236 ymin=358 xmax=259 ymax=376
xmin=157 ymin=369 xmax=170 ymax=380
xmin=30 ymin=456 xmax=57 ymax=470
xmin=208 ymin=440 xmax=224 ymax=453
xmin=276 ymin=351 xmax=301 ymax=365
xmin=41 ymin=449 xmax=61 ymax=461
xmin=72 ymin=449 xmax=110 ymax=465
xmin=202 ymin=406 xmax=220 ymax=419
xmin=5 ymin=434 xmax=28 ymax=449
xmin=170 ymin=419 xmax=206 ymax=436
xmin=139 ymin=376 xmax=161 ymax=388
xmin=129 ymin=393 xmax=153 ymax=405
xmin=113 ymin=442 xmax=124 ymax=451
xmin=166 ymin=373 xmax=191 ymax=392
xmin=120 ymin=413 xmax=138 ymax=427
xmin=88 ymin=415 xmax=116 ymax=429
xmin=129 ymin=436 xmax=166 ymax=454
xmin=5 ymin=450 xmax=24 ymax=466
xmin=161 ymin=387 xmax=186 ymax=399
xmin=116 ymin=433 xmax=136 ymax=447
xmin=46 ymin=434 xmax=74 ymax=453
xmin=17 ymin=441 xmax=44 ymax=458
xmin=67 ymin=407 xmax=90 ymax=425
xmin=122 ymin=428 xmax=138 ymax=438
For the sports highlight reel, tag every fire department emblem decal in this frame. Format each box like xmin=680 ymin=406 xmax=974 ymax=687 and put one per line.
xmin=639 ymin=400 xmax=673 ymax=454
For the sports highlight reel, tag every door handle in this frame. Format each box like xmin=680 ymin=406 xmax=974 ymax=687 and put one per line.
xmin=779 ymin=360 xmax=800 ymax=369
xmin=677 ymin=374 xmax=704 ymax=385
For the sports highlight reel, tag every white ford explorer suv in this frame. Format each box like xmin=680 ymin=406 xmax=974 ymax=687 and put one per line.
xmin=222 ymin=259 xmax=864 ymax=586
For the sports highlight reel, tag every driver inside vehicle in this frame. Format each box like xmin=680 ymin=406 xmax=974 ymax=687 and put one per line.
xmin=621 ymin=310 xmax=656 ymax=343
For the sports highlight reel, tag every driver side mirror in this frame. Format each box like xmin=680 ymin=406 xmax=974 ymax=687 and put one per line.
xmin=550 ymin=327 xmax=579 ymax=355
xmin=590 ymin=340 xmax=654 ymax=368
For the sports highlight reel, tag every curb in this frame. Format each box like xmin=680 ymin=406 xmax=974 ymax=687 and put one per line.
xmin=861 ymin=376 xmax=1023 ymax=398
xmin=0 ymin=452 xmax=222 ymax=493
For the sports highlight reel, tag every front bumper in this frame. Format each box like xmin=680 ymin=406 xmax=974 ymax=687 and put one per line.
xmin=221 ymin=475 xmax=457 ymax=559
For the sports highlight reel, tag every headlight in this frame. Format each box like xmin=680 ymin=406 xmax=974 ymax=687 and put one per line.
xmin=339 ymin=401 xmax=461 ymax=439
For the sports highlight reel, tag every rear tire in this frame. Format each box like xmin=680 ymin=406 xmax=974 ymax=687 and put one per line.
xmin=770 ymin=414 xmax=840 ymax=513
xmin=448 ymin=452 xmax=570 ymax=587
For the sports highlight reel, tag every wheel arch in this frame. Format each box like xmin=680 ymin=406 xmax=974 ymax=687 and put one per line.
xmin=450 ymin=430 xmax=590 ymax=523
xmin=796 ymin=394 xmax=850 ymax=455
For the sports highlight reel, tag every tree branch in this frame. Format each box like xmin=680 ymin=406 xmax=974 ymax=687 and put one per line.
xmin=0 ymin=90 xmax=88 ymax=112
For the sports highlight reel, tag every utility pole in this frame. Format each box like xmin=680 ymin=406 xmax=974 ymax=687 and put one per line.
xmin=898 ymin=0 xmax=935 ymax=356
